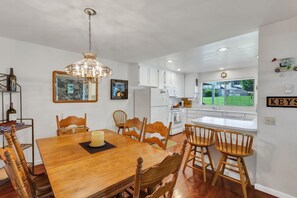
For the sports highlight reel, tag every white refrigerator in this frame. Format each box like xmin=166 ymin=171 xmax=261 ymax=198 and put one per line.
xmin=134 ymin=88 xmax=169 ymax=125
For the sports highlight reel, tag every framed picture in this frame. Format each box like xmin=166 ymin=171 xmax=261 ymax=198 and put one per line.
xmin=52 ymin=71 xmax=98 ymax=103
xmin=111 ymin=79 xmax=128 ymax=100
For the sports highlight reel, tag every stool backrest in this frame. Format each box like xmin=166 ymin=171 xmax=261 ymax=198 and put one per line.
xmin=184 ymin=124 xmax=214 ymax=146
xmin=214 ymin=130 xmax=253 ymax=156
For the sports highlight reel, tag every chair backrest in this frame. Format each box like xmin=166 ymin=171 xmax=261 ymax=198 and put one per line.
xmin=0 ymin=148 xmax=32 ymax=198
xmin=56 ymin=113 xmax=87 ymax=136
xmin=113 ymin=110 xmax=127 ymax=126
xmin=184 ymin=124 xmax=215 ymax=146
xmin=143 ymin=122 xmax=172 ymax=150
xmin=4 ymin=126 xmax=31 ymax=180
xmin=214 ymin=129 xmax=254 ymax=156
xmin=123 ymin=117 xmax=147 ymax=141
xmin=133 ymin=140 xmax=187 ymax=198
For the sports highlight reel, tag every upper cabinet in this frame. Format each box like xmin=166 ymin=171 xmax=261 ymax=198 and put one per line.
xmin=175 ymin=72 xmax=185 ymax=98
xmin=138 ymin=65 xmax=159 ymax=87
xmin=185 ymin=73 xmax=198 ymax=98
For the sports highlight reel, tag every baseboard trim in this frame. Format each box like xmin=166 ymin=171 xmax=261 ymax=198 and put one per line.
xmin=255 ymin=183 xmax=295 ymax=198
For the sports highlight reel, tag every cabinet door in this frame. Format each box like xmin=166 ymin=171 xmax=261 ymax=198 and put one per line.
xmin=149 ymin=67 xmax=159 ymax=88
xmin=138 ymin=65 xmax=150 ymax=86
xmin=158 ymin=70 xmax=165 ymax=89
xmin=184 ymin=73 xmax=196 ymax=97
xmin=175 ymin=73 xmax=185 ymax=98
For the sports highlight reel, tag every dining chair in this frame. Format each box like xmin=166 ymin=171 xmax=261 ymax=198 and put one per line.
xmin=123 ymin=117 xmax=147 ymax=141
xmin=113 ymin=110 xmax=127 ymax=134
xmin=211 ymin=129 xmax=254 ymax=198
xmin=0 ymin=147 xmax=53 ymax=198
xmin=133 ymin=139 xmax=187 ymax=198
xmin=182 ymin=124 xmax=215 ymax=182
xmin=56 ymin=113 xmax=88 ymax=136
xmin=143 ymin=121 xmax=172 ymax=150
xmin=4 ymin=127 xmax=52 ymax=194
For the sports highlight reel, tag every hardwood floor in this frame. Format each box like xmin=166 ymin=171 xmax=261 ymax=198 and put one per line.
xmin=0 ymin=132 xmax=276 ymax=198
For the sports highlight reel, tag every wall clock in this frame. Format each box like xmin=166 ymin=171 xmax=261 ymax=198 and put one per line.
xmin=221 ymin=72 xmax=227 ymax=78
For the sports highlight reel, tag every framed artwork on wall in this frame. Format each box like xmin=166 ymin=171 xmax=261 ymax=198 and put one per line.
xmin=110 ymin=79 xmax=128 ymax=100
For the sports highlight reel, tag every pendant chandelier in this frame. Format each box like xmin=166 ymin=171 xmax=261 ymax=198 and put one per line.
xmin=65 ymin=8 xmax=112 ymax=83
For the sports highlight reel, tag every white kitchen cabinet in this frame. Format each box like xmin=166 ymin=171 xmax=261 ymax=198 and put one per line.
xmin=149 ymin=67 xmax=159 ymax=87
xmin=164 ymin=70 xmax=176 ymax=87
xmin=158 ymin=70 xmax=165 ymax=89
xmin=138 ymin=65 xmax=159 ymax=87
xmin=175 ymin=72 xmax=185 ymax=98
xmin=185 ymin=73 xmax=198 ymax=98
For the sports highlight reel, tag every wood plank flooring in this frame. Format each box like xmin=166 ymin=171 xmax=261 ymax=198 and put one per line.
xmin=0 ymin=132 xmax=276 ymax=198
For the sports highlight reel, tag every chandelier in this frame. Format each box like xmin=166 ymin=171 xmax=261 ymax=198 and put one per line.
xmin=65 ymin=8 xmax=112 ymax=83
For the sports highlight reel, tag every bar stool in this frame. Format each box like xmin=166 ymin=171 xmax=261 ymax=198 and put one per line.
xmin=182 ymin=124 xmax=215 ymax=182
xmin=211 ymin=129 xmax=254 ymax=198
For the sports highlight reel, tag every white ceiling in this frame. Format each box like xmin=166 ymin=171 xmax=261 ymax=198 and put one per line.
xmin=140 ymin=31 xmax=259 ymax=73
xmin=1 ymin=0 xmax=297 ymax=65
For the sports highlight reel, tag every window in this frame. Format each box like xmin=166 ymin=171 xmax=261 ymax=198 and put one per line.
xmin=202 ymin=79 xmax=254 ymax=106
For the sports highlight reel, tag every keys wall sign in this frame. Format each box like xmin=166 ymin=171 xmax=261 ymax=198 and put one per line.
xmin=267 ymin=96 xmax=297 ymax=108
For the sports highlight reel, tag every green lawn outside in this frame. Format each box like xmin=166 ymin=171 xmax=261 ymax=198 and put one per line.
xmin=202 ymin=96 xmax=254 ymax=106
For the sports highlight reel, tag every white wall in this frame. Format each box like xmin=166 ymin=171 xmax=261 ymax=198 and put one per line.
xmin=0 ymin=37 xmax=133 ymax=164
xmin=195 ymin=67 xmax=258 ymax=112
xmin=257 ymin=17 xmax=297 ymax=197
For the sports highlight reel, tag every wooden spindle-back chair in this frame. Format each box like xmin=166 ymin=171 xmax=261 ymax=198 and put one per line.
xmin=212 ymin=129 xmax=254 ymax=198
xmin=133 ymin=140 xmax=187 ymax=198
xmin=113 ymin=110 xmax=127 ymax=133
xmin=143 ymin=121 xmax=172 ymax=150
xmin=183 ymin=124 xmax=215 ymax=182
xmin=123 ymin=117 xmax=147 ymax=141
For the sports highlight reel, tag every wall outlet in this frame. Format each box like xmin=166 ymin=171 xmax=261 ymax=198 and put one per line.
xmin=264 ymin=117 xmax=276 ymax=125
xmin=284 ymin=84 xmax=294 ymax=94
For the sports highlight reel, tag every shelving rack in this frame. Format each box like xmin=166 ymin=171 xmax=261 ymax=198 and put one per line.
xmin=0 ymin=72 xmax=35 ymax=185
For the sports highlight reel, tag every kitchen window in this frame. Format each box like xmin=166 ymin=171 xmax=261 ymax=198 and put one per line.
xmin=202 ymin=79 xmax=254 ymax=106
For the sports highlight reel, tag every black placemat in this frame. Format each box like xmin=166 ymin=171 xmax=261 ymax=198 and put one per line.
xmin=79 ymin=141 xmax=116 ymax=154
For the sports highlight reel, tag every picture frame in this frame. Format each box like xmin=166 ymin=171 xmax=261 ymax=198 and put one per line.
xmin=52 ymin=71 xmax=98 ymax=103
xmin=110 ymin=79 xmax=128 ymax=100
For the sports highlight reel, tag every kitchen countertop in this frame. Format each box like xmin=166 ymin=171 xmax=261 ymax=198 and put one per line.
xmin=191 ymin=116 xmax=257 ymax=133
xmin=184 ymin=107 xmax=257 ymax=115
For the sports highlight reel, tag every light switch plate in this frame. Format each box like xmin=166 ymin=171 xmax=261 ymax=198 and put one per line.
xmin=264 ymin=117 xmax=276 ymax=125
xmin=284 ymin=84 xmax=294 ymax=94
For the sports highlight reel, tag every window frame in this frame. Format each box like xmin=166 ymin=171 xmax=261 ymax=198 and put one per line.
xmin=201 ymin=78 xmax=255 ymax=107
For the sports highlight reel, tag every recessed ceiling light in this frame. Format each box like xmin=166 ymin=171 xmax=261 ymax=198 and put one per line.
xmin=218 ymin=47 xmax=228 ymax=52
xmin=220 ymin=68 xmax=224 ymax=70
xmin=167 ymin=60 xmax=173 ymax=63
xmin=177 ymin=68 xmax=181 ymax=71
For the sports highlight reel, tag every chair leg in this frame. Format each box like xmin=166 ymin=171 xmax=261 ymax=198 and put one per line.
xmin=200 ymin=147 xmax=207 ymax=182
xmin=211 ymin=154 xmax=225 ymax=186
xmin=237 ymin=158 xmax=248 ymax=198
xmin=206 ymin=147 xmax=215 ymax=172
xmin=192 ymin=146 xmax=197 ymax=166
xmin=182 ymin=144 xmax=192 ymax=173
xmin=241 ymin=157 xmax=251 ymax=187
xmin=117 ymin=127 xmax=120 ymax=133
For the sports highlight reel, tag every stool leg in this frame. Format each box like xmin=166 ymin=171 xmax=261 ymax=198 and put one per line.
xmin=212 ymin=154 xmax=225 ymax=186
xmin=206 ymin=147 xmax=215 ymax=172
xmin=241 ymin=157 xmax=251 ymax=187
xmin=237 ymin=158 xmax=248 ymax=198
xmin=200 ymin=147 xmax=207 ymax=182
xmin=182 ymin=144 xmax=192 ymax=173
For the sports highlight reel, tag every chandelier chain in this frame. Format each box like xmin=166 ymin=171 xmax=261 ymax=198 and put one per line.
xmin=89 ymin=14 xmax=92 ymax=52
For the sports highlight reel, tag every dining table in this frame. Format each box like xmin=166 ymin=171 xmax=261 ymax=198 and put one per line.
xmin=36 ymin=129 xmax=170 ymax=198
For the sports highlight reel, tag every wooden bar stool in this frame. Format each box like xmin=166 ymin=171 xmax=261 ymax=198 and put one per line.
xmin=182 ymin=124 xmax=215 ymax=182
xmin=211 ymin=129 xmax=254 ymax=198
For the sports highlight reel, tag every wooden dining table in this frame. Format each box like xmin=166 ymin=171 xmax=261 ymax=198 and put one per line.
xmin=36 ymin=129 xmax=170 ymax=198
